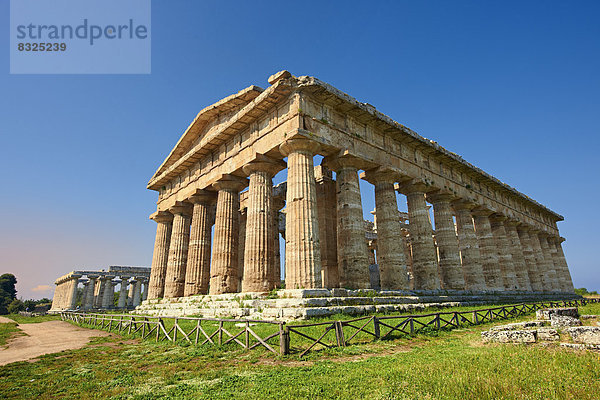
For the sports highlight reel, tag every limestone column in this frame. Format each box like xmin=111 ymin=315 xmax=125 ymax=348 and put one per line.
xmin=363 ymin=169 xmax=409 ymax=290
xmin=489 ymin=215 xmax=518 ymax=290
xmin=529 ymin=231 xmax=552 ymax=291
xmin=164 ymin=202 xmax=193 ymax=298
xmin=127 ymin=279 xmax=136 ymax=306
xmin=147 ymin=211 xmax=173 ymax=299
xmin=184 ymin=190 xmax=216 ymax=296
xmin=504 ymin=221 xmax=532 ymax=291
xmin=516 ymin=227 xmax=543 ymax=292
xmin=132 ymin=279 xmax=143 ymax=306
xmin=95 ymin=277 xmax=106 ymax=308
xmin=84 ymin=276 xmax=97 ymax=309
xmin=398 ymin=182 xmax=439 ymax=290
xmin=68 ymin=276 xmax=81 ymax=309
xmin=452 ymin=201 xmax=486 ymax=290
xmin=538 ymin=233 xmax=560 ymax=291
xmin=142 ymin=280 xmax=149 ymax=301
xmin=210 ymin=176 xmax=247 ymax=294
xmin=117 ymin=279 xmax=129 ymax=308
xmin=81 ymin=281 xmax=90 ymax=308
xmin=547 ymin=237 xmax=566 ymax=291
xmin=238 ymin=207 xmax=247 ymax=290
xmin=315 ymin=165 xmax=339 ymax=288
xmin=472 ymin=210 xmax=503 ymax=290
xmin=324 ymin=154 xmax=370 ymax=289
xmin=242 ymin=159 xmax=283 ymax=293
xmin=279 ymin=138 xmax=322 ymax=289
xmin=555 ymin=237 xmax=574 ymax=292
xmin=273 ymin=197 xmax=286 ymax=287
xmin=101 ymin=276 xmax=115 ymax=309
xmin=428 ymin=193 xmax=464 ymax=290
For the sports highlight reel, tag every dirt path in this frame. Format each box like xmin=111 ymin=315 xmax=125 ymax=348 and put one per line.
xmin=0 ymin=319 xmax=110 ymax=366
xmin=0 ymin=316 xmax=16 ymax=324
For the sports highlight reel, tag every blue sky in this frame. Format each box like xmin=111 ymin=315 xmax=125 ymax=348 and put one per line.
xmin=1 ymin=1 xmax=598 ymax=299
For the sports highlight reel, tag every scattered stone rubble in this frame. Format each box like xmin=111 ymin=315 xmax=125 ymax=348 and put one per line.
xmin=482 ymin=308 xmax=600 ymax=352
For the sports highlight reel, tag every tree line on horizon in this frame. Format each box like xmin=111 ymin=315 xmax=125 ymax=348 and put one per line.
xmin=0 ymin=273 xmax=51 ymax=315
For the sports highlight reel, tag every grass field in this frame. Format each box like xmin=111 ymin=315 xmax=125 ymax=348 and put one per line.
xmin=0 ymin=302 xmax=598 ymax=399
xmin=0 ymin=322 xmax=22 ymax=347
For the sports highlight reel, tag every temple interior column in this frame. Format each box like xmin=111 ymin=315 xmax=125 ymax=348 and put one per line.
xmin=279 ymin=138 xmax=322 ymax=289
xmin=210 ymin=176 xmax=247 ymax=294
xmin=472 ymin=210 xmax=503 ymax=290
xmin=242 ymin=159 xmax=283 ymax=292
xmin=504 ymin=220 xmax=532 ymax=291
xmin=516 ymin=227 xmax=543 ymax=292
xmin=273 ymin=197 xmax=286 ymax=288
xmin=452 ymin=201 xmax=486 ymax=291
xmin=184 ymin=191 xmax=216 ymax=296
xmin=324 ymin=154 xmax=370 ymax=289
xmin=428 ymin=193 xmax=464 ymax=290
xmin=363 ymin=169 xmax=409 ymax=290
xmin=489 ymin=215 xmax=518 ymax=290
xmin=315 ymin=165 xmax=338 ymax=288
xmin=398 ymin=182 xmax=440 ymax=290
xmin=81 ymin=281 xmax=90 ymax=309
xmin=237 ymin=207 xmax=247 ymax=291
xmin=117 ymin=278 xmax=129 ymax=308
xmin=147 ymin=211 xmax=173 ymax=299
xmin=164 ymin=202 xmax=193 ymax=298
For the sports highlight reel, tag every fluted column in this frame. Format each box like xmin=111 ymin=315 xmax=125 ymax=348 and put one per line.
xmin=81 ymin=281 xmax=90 ymax=308
xmin=324 ymin=154 xmax=371 ymax=289
xmin=117 ymin=279 xmax=129 ymax=308
xmin=503 ymin=221 xmax=532 ymax=291
xmin=147 ymin=211 xmax=173 ymax=299
xmin=516 ymin=227 xmax=543 ymax=291
xmin=242 ymin=159 xmax=284 ymax=292
xmin=398 ymin=182 xmax=439 ymax=290
xmin=101 ymin=276 xmax=115 ymax=309
xmin=428 ymin=193 xmax=464 ymax=290
xmin=555 ymin=237 xmax=574 ymax=292
xmin=472 ymin=210 xmax=503 ymax=290
xmin=238 ymin=207 xmax=247 ymax=290
xmin=529 ymin=231 xmax=552 ymax=291
xmin=84 ymin=276 xmax=97 ymax=309
xmin=164 ymin=202 xmax=193 ymax=298
xmin=184 ymin=191 xmax=216 ymax=296
xmin=280 ymin=138 xmax=322 ymax=289
xmin=68 ymin=276 xmax=81 ymax=309
xmin=210 ymin=176 xmax=247 ymax=294
xmin=273 ymin=197 xmax=286 ymax=287
xmin=363 ymin=169 xmax=409 ymax=290
xmin=538 ymin=233 xmax=560 ymax=291
xmin=546 ymin=237 xmax=566 ymax=292
xmin=95 ymin=278 xmax=106 ymax=308
xmin=489 ymin=215 xmax=518 ymax=290
xmin=452 ymin=201 xmax=486 ymax=290
xmin=127 ymin=279 xmax=136 ymax=306
xmin=315 ymin=165 xmax=339 ymax=288
xmin=132 ymin=279 xmax=143 ymax=306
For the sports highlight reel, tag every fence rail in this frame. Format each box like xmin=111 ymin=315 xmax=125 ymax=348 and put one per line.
xmin=61 ymin=298 xmax=598 ymax=357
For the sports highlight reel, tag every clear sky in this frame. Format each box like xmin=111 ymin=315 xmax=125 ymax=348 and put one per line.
xmin=1 ymin=1 xmax=598 ymax=299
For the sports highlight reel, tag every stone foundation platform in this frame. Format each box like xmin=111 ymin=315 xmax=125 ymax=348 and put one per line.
xmin=135 ymin=289 xmax=581 ymax=321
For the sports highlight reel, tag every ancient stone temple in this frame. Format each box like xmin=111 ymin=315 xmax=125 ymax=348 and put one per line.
xmin=140 ymin=71 xmax=576 ymax=319
xmin=49 ymin=266 xmax=150 ymax=312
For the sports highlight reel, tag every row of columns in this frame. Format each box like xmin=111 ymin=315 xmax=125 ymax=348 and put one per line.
xmin=148 ymin=136 xmax=573 ymax=298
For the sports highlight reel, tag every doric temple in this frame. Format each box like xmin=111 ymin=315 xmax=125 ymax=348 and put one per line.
xmin=145 ymin=70 xmax=574 ymax=308
xmin=50 ymin=266 xmax=150 ymax=312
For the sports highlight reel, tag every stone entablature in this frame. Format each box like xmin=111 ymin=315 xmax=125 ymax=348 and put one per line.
xmin=50 ymin=266 xmax=150 ymax=312
xmin=144 ymin=70 xmax=574 ymax=304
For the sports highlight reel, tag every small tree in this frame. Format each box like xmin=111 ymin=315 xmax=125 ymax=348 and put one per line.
xmin=7 ymin=299 xmax=25 ymax=314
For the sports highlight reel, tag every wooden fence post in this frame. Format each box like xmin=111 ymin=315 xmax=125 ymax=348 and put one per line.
xmin=373 ymin=317 xmax=380 ymax=339
xmin=280 ymin=324 xmax=290 ymax=356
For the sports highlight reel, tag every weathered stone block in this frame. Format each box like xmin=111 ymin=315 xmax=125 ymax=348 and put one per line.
xmin=536 ymin=327 xmax=560 ymax=341
xmin=481 ymin=330 xmax=536 ymax=343
xmin=550 ymin=315 xmax=582 ymax=328
xmin=536 ymin=307 xmax=578 ymax=320
xmin=567 ymin=326 xmax=600 ymax=345
xmin=489 ymin=321 xmax=548 ymax=331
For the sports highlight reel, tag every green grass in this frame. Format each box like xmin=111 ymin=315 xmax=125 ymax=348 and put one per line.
xmin=0 ymin=322 xmax=22 ymax=347
xmin=5 ymin=314 xmax=60 ymax=324
xmin=1 ymin=313 xmax=599 ymax=399
xmin=579 ymin=302 xmax=600 ymax=315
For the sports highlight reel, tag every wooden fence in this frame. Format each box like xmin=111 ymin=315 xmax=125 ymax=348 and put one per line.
xmin=61 ymin=298 xmax=598 ymax=357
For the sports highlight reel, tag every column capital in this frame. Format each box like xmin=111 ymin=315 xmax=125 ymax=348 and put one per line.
xmin=559 ymin=236 xmax=566 ymax=243
xmin=273 ymin=197 xmax=286 ymax=211
xmin=361 ymin=167 xmax=404 ymax=185
xmin=489 ymin=213 xmax=508 ymax=223
xmin=169 ymin=201 xmax=193 ymax=216
xmin=426 ymin=191 xmax=457 ymax=204
xmin=279 ymin=137 xmax=320 ymax=156
xmin=242 ymin=155 xmax=286 ymax=177
xmin=471 ymin=207 xmax=495 ymax=217
xmin=396 ymin=179 xmax=431 ymax=195
xmin=187 ymin=189 xmax=217 ymax=205
xmin=150 ymin=210 xmax=173 ymax=223
xmin=212 ymin=174 xmax=248 ymax=192
xmin=323 ymin=150 xmax=374 ymax=172
xmin=451 ymin=199 xmax=477 ymax=211
xmin=504 ymin=218 xmax=521 ymax=227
